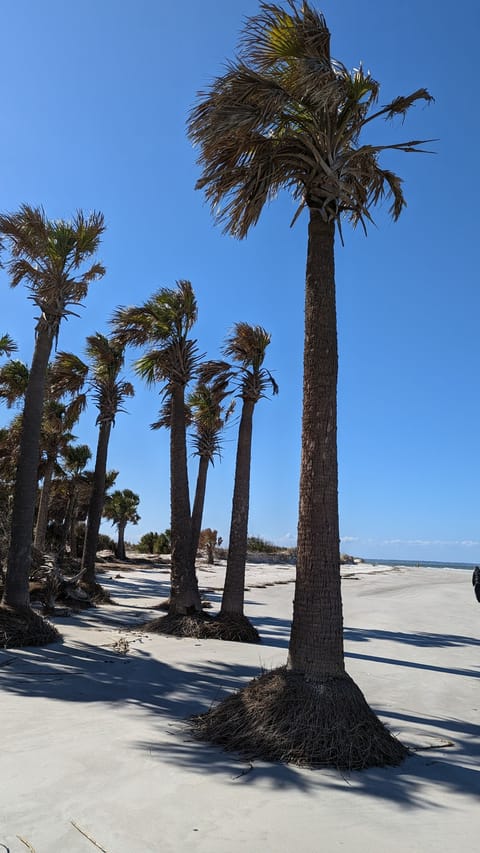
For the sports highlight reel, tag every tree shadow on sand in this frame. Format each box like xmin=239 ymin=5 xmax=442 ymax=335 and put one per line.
xmin=344 ymin=626 xmax=480 ymax=648
xmin=1 ymin=640 xmax=479 ymax=805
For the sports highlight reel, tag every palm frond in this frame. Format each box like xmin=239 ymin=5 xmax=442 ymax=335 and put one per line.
xmin=188 ymin=2 xmax=433 ymax=235
xmin=0 ymin=334 xmax=18 ymax=356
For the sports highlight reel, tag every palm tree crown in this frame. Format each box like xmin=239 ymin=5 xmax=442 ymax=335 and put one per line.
xmin=0 ymin=205 xmax=105 ymax=337
xmin=113 ymin=280 xmax=199 ymax=393
xmin=224 ymin=323 xmax=278 ymax=402
xmin=188 ymin=1 xmax=432 ymax=237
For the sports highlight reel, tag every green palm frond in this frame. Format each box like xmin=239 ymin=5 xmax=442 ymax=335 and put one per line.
xmin=0 ymin=359 xmax=29 ymax=407
xmin=49 ymin=351 xmax=89 ymax=398
xmin=0 ymin=334 xmax=17 ymax=357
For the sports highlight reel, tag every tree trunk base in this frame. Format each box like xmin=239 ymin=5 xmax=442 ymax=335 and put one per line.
xmin=140 ymin=611 xmax=214 ymax=638
xmin=209 ymin=613 xmax=260 ymax=643
xmin=190 ymin=667 xmax=408 ymax=770
xmin=0 ymin=605 xmax=61 ymax=649
xmin=79 ymin=581 xmax=116 ymax=605
xmin=154 ymin=596 xmax=214 ymax=613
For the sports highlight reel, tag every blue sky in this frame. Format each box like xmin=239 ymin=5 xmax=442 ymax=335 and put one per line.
xmin=0 ymin=1 xmax=478 ymax=563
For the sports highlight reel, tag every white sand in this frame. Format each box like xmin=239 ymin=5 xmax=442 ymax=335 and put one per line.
xmin=1 ymin=560 xmax=479 ymax=852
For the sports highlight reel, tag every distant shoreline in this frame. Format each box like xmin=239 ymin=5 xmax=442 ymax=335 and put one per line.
xmin=361 ymin=558 xmax=476 ymax=572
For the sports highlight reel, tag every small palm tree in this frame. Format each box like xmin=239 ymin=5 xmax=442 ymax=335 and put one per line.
xmin=0 ymin=205 xmax=104 ymax=629
xmin=188 ymin=1 xmax=432 ymax=766
xmin=103 ymin=489 xmax=140 ymax=560
xmin=218 ymin=324 xmax=277 ymax=637
xmin=112 ymin=280 xmax=201 ymax=615
xmin=51 ymin=333 xmax=134 ymax=588
xmin=188 ymin=368 xmax=234 ymax=571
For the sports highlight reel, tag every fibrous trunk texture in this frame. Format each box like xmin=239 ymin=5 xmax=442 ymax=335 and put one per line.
xmin=287 ymin=212 xmax=344 ymax=679
xmin=189 ymin=455 xmax=209 ymax=570
xmin=221 ymin=399 xmax=255 ymax=617
xmin=0 ymin=605 xmax=61 ymax=649
xmin=33 ymin=455 xmax=55 ymax=553
xmin=191 ymin=667 xmax=408 ymax=769
xmin=82 ymin=420 xmax=112 ymax=586
xmin=169 ymin=385 xmax=201 ymax=614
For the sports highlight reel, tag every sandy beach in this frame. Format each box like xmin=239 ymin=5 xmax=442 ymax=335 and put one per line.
xmin=1 ymin=559 xmax=479 ymax=852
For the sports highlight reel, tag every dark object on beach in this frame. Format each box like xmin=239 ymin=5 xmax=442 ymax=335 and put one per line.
xmin=472 ymin=567 xmax=480 ymax=602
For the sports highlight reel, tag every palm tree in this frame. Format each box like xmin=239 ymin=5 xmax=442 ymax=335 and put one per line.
xmin=188 ymin=367 xmax=234 ymax=571
xmin=57 ymin=443 xmax=92 ymax=564
xmin=188 ymin=1 xmax=432 ymax=767
xmin=51 ymin=333 xmax=134 ymax=589
xmin=112 ymin=280 xmax=201 ymax=616
xmin=103 ymin=489 xmax=140 ymax=560
xmin=0 ymin=205 xmax=104 ymax=631
xmin=218 ymin=324 xmax=277 ymax=639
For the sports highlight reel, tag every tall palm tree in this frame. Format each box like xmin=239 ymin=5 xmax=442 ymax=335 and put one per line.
xmin=103 ymin=488 xmax=140 ymax=560
xmin=51 ymin=333 xmax=134 ymax=588
xmin=0 ymin=205 xmax=105 ymax=624
xmin=112 ymin=280 xmax=201 ymax=615
xmin=188 ymin=1 xmax=432 ymax=767
xmin=219 ymin=324 xmax=277 ymax=635
xmin=187 ymin=368 xmax=234 ymax=571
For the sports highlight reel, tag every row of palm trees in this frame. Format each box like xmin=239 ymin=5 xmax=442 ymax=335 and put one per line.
xmin=0 ymin=212 xmax=278 ymax=639
xmin=1 ymin=0 xmax=432 ymax=769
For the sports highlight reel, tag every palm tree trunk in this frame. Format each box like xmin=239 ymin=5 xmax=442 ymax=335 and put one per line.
xmin=81 ymin=420 xmax=111 ymax=586
xmin=189 ymin=455 xmax=209 ymax=570
xmin=58 ymin=487 xmax=75 ymax=568
xmin=287 ymin=211 xmax=344 ymax=679
xmin=169 ymin=385 xmax=201 ymax=614
xmin=2 ymin=324 xmax=54 ymax=610
xmin=33 ymin=454 xmax=55 ymax=553
xmin=116 ymin=522 xmax=126 ymax=560
xmin=221 ymin=398 xmax=255 ymax=616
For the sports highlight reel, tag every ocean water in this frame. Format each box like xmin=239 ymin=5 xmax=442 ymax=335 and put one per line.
xmin=367 ymin=558 xmax=476 ymax=573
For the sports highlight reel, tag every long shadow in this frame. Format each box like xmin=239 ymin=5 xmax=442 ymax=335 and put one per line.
xmin=1 ymin=641 xmax=479 ymax=804
xmin=345 ymin=650 xmax=480 ymax=679
xmin=344 ymin=626 xmax=480 ymax=648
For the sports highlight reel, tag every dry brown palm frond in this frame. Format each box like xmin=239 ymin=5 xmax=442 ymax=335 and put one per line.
xmin=188 ymin=2 xmax=433 ymax=236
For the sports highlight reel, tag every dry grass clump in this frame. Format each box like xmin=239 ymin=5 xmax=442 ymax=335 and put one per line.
xmin=0 ymin=606 xmax=61 ymax=649
xmin=191 ymin=667 xmax=408 ymax=770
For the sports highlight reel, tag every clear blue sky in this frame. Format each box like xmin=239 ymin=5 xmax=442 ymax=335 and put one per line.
xmin=0 ymin=1 xmax=478 ymax=563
